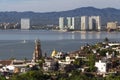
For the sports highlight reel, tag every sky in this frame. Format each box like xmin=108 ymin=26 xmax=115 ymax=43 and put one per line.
xmin=0 ymin=0 xmax=120 ymax=12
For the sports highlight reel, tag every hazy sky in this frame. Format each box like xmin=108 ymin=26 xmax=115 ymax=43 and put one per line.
xmin=0 ymin=0 xmax=120 ymax=12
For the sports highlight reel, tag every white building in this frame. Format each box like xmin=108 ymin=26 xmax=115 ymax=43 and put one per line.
xmin=59 ymin=16 xmax=101 ymax=31
xmin=43 ymin=59 xmax=57 ymax=71
xmin=81 ymin=16 xmax=89 ymax=31
xmin=55 ymin=52 xmax=64 ymax=59
xmin=58 ymin=56 xmax=74 ymax=65
xmin=89 ymin=16 xmax=101 ymax=31
xmin=95 ymin=60 xmax=107 ymax=73
xmin=21 ymin=18 xmax=30 ymax=30
xmin=59 ymin=17 xmax=81 ymax=30
xmin=67 ymin=17 xmax=72 ymax=29
xmin=108 ymin=43 xmax=120 ymax=46
xmin=59 ymin=17 xmax=65 ymax=30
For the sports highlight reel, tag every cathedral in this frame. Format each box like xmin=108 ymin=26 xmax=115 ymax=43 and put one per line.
xmin=32 ymin=39 xmax=42 ymax=62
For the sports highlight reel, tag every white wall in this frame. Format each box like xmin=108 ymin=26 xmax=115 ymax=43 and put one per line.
xmin=21 ymin=18 xmax=30 ymax=30
xmin=95 ymin=60 xmax=106 ymax=73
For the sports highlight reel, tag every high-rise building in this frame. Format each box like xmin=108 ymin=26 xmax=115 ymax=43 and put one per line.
xmin=32 ymin=39 xmax=42 ymax=62
xmin=71 ymin=17 xmax=81 ymax=30
xmin=89 ymin=17 xmax=93 ymax=30
xmin=59 ymin=17 xmax=65 ymax=30
xmin=59 ymin=17 xmax=81 ymax=31
xmin=96 ymin=16 xmax=101 ymax=30
xmin=21 ymin=18 xmax=30 ymax=30
xmin=67 ymin=17 xmax=72 ymax=29
xmin=59 ymin=16 xmax=101 ymax=31
xmin=81 ymin=16 xmax=89 ymax=31
xmin=89 ymin=16 xmax=101 ymax=31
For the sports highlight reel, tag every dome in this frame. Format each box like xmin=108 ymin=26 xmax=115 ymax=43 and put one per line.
xmin=51 ymin=49 xmax=57 ymax=57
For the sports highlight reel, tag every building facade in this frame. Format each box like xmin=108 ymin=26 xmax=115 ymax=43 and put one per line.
xmin=95 ymin=60 xmax=107 ymax=73
xmin=21 ymin=18 xmax=30 ymax=30
xmin=59 ymin=17 xmax=65 ymax=30
xmin=67 ymin=17 xmax=72 ymax=29
xmin=59 ymin=16 xmax=101 ymax=31
xmin=81 ymin=16 xmax=89 ymax=31
xmin=71 ymin=17 xmax=81 ymax=30
xmin=107 ymin=22 xmax=117 ymax=31
xmin=89 ymin=16 xmax=101 ymax=31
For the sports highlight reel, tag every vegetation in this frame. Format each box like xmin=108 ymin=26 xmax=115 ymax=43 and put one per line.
xmin=87 ymin=54 xmax=97 ymax=72
xmin=73 ymin=58 xmax=83 ymax=68
xmin=0 ymin=76 xmax=6 ymax=80
xmin=9 ymin=71 xmax=120 ymax=80
xmin=10 ymin=70 xmax=50 ymax=80
xmin=104 ymin=37 xmax=109 ymax=43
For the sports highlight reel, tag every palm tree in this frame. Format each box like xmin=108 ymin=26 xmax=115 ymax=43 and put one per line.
xmin=104 ymin=37 xmax=109 ymax=43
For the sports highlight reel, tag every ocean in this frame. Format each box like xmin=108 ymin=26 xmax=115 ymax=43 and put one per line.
xmin=0 ymin=30 xmax=119 ymax=60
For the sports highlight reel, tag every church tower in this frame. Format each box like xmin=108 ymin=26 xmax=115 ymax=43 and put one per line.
xmin=32 ymin=39 xmax=42 ymax=62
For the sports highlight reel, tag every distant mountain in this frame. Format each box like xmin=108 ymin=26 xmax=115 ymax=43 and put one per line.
xmin=0 ymin=7 xmax=120 ymax=26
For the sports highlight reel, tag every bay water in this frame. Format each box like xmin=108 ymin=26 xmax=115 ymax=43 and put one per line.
xmin=0 ymin=30 xmax=119 ymax=60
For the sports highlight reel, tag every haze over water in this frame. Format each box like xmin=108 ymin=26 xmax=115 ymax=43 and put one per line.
xmin=0 ymin=30 xmax=119 ymax=60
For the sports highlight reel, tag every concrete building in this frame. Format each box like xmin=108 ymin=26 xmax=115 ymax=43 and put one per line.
xmin=0 ymin=60 xmax=36 ymax=74
xmin=58 ymin=56 xmax=75 ymax=65
xmin=43 ymin=58 xmax=58 ymax=71
xmin=81 ymin=16 xmax=89 ymax=31
xmin=67 ymin=17 xmax=72 ymax=29
xmin=59 ymin=17 xmax=81 ymax=30
xmin=95 ymin=60 xmax=107 ymax=73
xmin=89 ymin=16 xmax=101 ymax=31
xmin=59 ymin=17 xmax=65 ymax=30
xmin=107 ymin=22 xmax=117 ymax=31
xmin=59 ymin=16 xmax=102 ymax=31
xmin=21 ymin=18 xmax=30 ymax=30
xmin=71 ymin=17 xmax=81 ymax=30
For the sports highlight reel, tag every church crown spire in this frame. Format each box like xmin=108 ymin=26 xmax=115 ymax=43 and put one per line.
xmin=32 ymin=39 xmax=42 ymax=62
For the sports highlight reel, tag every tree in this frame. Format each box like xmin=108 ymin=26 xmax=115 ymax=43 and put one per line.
xmin=73 ymin=59 xmax=83 ymax=68
xmin=104 ymin=37 xmax=109 ymax=43
xmin=69 ymin=73 xmax=89 ymax=80
xmin=10 ymin=70 xmax=50 ymax=80
xmin=38 ymin=57 xmax=45 ymax=67
xmin=87 ymin=54 xmax=96 ymax=72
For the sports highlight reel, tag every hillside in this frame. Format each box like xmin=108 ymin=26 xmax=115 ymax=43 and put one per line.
xmin=0 ymin=7 xmax=120 ymax=25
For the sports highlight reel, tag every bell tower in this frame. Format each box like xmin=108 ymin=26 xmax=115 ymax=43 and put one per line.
xmin=32 ymin=39 xmax=42 ymax=62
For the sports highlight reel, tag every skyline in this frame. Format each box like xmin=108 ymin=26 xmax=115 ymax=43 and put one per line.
xmin=0 ymin=0 xmax=120 ymax=12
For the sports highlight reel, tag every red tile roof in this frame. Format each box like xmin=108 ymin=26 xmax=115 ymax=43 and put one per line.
xmin=0 ymin=60 xmax=13 ymax=66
